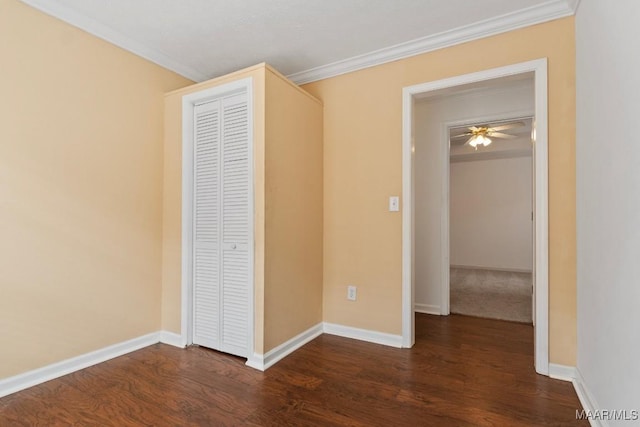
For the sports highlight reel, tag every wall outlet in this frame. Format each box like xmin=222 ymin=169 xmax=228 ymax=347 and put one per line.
xmin=347 ymin=285 xmax=357 ymax=301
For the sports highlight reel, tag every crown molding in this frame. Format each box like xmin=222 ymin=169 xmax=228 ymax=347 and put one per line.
xmin=20 ymin=0 xmax=207 ymax=82
xmin=287 ymin=0 xmax=578 ymax=85
xmin=569 ymin=0 xmax=582 ymax=13
xmin=20 ymin=0 xmax=578 ymax=85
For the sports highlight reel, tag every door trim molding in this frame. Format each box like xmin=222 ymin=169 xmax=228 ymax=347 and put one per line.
xmin=401 ymin=58 xmax=549 ymax=375
xmin=181 ymin=77 xmax=255 ymax=360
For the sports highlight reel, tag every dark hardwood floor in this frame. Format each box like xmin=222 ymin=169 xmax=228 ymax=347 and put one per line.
xmin=0 ymin=314 xmax=586 ymax=426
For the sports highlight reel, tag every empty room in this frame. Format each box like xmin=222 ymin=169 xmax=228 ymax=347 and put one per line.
xmin=1 ymin=0 xmax=639 ymax=426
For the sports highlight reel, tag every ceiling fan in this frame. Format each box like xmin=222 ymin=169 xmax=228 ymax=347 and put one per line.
xmin=451 ymin=121 xmax=524 ymax=149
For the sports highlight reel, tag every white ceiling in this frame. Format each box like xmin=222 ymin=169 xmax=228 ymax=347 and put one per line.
xmin=21 ymin=0 xmax=578 ymax=83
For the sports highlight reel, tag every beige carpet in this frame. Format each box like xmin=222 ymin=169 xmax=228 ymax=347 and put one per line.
xmin=450 ymin=268 xmax=532 ymax=323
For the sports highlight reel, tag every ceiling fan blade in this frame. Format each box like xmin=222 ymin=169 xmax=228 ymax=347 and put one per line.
xmin=489 ymin=122 xmax=525 ymax=132
xmin=490 ymin=132 xmax=518 ymax=139
xmin=451 ymin=132 xmax=472 ymax=139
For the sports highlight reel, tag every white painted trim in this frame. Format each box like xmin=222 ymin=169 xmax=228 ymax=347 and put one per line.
xmin=532 ymin=60 xmax=549 ymax=375
xmin=245 ymin=81 xmax=256 ymax=366
xmin=245 ymin=323 xmax=323 ymax=371
xmin=19 ymin=0 xmax=206 ymax=82
xmin=245 ymin=354 xmax=264 ymax=371
xmin=323 ymin=323 xmax=403 ymax=348
xmin=440 ymin=115 xmax=451 ymax=316
xmin=414 ymin=303 xmax=441 ymax=315
xmin=402 ymin=88 xmax=415 ymax=348
xmin=548 ymin=364 xmax=607 ymax=426
xmin=0 ymin=333 xmax=160 ymax=398
xmin=573 ymin=368 xmax=605 ymax=427
xmin=159 ymin=331 xmax=185 ymax=348
xmin=250 ymin=322 xmax=406 ymax=370
xmin=181 ymin=92 xmax=195 ymax=349
xmin=181 ymin=78 xmax=256 ymax=360
xmin=402 ymin=58 xmax=549 ymax=374
xmin=0 ymin=323 xmax=400 ymax=398
xmin=548 ymin=363 xmax=577 ymax=382
xmin=288 ymin=1 xmax=578 ymax=85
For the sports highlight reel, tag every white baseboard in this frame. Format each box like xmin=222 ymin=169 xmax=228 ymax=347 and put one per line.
xmin=4 ymin=327 xmax=582 ymax=407
xmin=548 ymin=364 xmax=606 ymax=426
xmin=159 ymin=331 xmax=184 ymax=348
xmin=548 ymin=363 xmax=577 ymax=382
xmin=414 ymin=303 xmax=442 ymax=315
xmin=246 ymin=323 xmax=323 ymax=371
xmin=573 ymin=368 xmax=605 ymax=427
xmin=323 ymin=322 xmax=403 ymax=348
xmin=0 ymin=322 xmax=402 ymax=397
xmin=0 ymin=332 xmax=160 ymax=398
xmin=245 ymin=354 xmax=264 ymax=371
xmin=248 ymin=322 xmax=405 ymax=370
xmin=4 ymin=321 xmax=400 ymax=395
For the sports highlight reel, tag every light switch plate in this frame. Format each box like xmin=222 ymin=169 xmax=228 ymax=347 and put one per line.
xmin=389 ymin=196 xmax=400 ymax=212
xmin=347 ymin=285 xmax=357 ymax=301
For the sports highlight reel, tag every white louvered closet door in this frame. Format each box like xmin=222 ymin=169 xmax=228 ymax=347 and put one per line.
xmin=192 ymin=91 xmax=250 ymax=358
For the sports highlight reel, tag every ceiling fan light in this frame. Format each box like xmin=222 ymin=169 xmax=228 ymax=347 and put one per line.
xmin=469 ymin=134 xmax=491 ymax=149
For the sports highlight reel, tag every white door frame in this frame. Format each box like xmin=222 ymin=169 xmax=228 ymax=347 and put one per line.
xmin=439 ymin=111 xmax=534 ymax=316
xmin=401 ymin=59 xmax=549 ymax=375
xmin=180 ymin=77 xmax=255 ymax=360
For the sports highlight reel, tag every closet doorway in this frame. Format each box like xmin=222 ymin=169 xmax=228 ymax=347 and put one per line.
xmin=181 ymin=78 xmax=255 ymax=359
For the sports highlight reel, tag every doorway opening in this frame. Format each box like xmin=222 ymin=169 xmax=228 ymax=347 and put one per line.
xmin=447 ymin=115 xmax=534 ymax=324
xmin=401 ymin=59 xmax=549 ymax=375
xmin=180 ymin=78 xmax=256 ymax=361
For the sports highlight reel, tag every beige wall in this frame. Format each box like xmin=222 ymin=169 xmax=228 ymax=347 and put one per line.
xmin=2 ymin=0 xmax=576 ymax=375
xmin=0 ymin=0 xmax=191 ymax=378
xmin=450 ymin=157 xmax=533 ymax=271
xmin=303 ymin=17 xmax=577 ymax=365
xmin=263 ymin=69 xmax=323 ymax=352
xmin=162 ymin=64 xmax=323 ymax=354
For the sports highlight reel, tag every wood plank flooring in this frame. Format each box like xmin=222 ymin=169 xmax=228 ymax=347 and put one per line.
xmin=0 ymin=314 xmax=586 ymax=426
